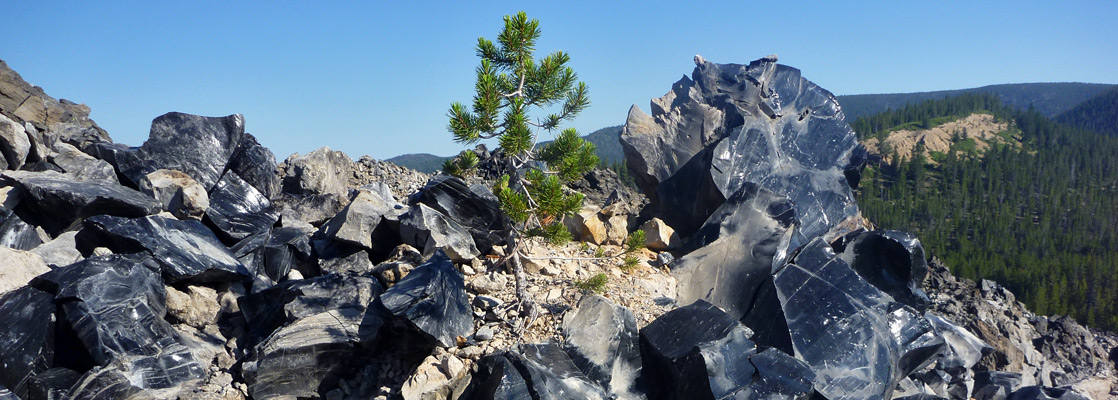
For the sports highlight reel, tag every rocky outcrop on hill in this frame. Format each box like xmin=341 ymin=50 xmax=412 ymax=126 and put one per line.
xmin=861 ymin=113 xmax=1018 ymax=164
xmin=921 ymin=258 xmax=1118 ymax=398
xmin=0 ymin=56 xmax=1113 ymax=400
xmin=0 ymin=60 xmax=110 ymax=152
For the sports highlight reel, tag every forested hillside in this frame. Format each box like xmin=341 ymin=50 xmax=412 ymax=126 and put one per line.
xmin=852 ymin=94 xmax=1118 ymax=330
xmin=1056 ymin=87 xmax=1118 ymax=137
xmin=384 ymin=153 xmax=448 ymax=173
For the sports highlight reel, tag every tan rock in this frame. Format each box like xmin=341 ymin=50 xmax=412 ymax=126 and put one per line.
xmin=400 ymin=354 xmax=470 ymax=400
xmin=564 ymin=207 xmax=607 ymax=245
xmin=867 ymin=113 xmax=1015 ymax=164
xmin=139 ymin=169 xmax=210 ymax=220
xmin=375 ymin=261 xmax=414 ymax=286
xmin=165 ymin=285 xmax=221 ymax=329
xmin=604 ymin=214 xmax=629 ymax=246
xmin=640 ymin=218 xmax=681 ymax=251
xmin=0 ymin=246 xmax=50 ymax=296
xmin=0 ymin=113 xmax=30 ymax=169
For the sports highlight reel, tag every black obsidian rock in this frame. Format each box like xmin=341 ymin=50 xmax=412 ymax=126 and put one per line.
xmin=205 ymin=171 xmax=278 ymax=243
xmin=1 ymin=170 xmax=160 ymax=234
xmin=380 ymin=250 xmax=472 ymax=347
xmin=0 ymin=286 xmax=56 ymax=399
xmin=239 ymin=272 xmax=383 ymax=398
xmin=758 ymin=238 xmax=944 ymax=400
xmin=638 ymin=300 xmax=760 ymax=400
xmin=226 ymin=132 xmax=281 ymax=199
xmin=230 ymin=231 xmax=272 ymax=285
xmin=398 ymin=203 xmax=480 ymax=262
xmin=26 ymin=367 xmax=81 ymax=400
xmin=620 ymin=56 xmax=862 ymax=242
xmin=748 ymin=348 xmax=816 ymax=399
xmin=561 ymin=295 xmax=642 ymax=397
xmin=124 ymin=112 xmax=245 ymax=191
xmin=243 ymin=307 xmax=367 ymax=399
xmin=410 ymin=175 xmax=507 ymax=252
xmin=65 ymin=367 xmax=146 ymax=400
xmin=672 ymin=182 xmax=796 ymax=319
xmin=81 ymin=142 xmax=151 ymax=188
xmin=233 ymin=227 xmax=317 ymax=290
xmin=82 ymin=214 xmax=250 ymax=283
xmin=514 ymin=343 xmax=610 ymax=400
xmin=838 ymin=230 xmax=931 ymax=311
xmin=50 ymin=254 xmax=206 ymax=390
xmin=466 ymin=353 xmax=533 ymax=400
xmin=0 ymin=207 xmax=41 ymax=250
xmin=239 ymin=273 xmax=383 ymax=345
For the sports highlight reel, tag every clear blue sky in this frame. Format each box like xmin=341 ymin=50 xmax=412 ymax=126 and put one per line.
xmin=2 ymin=1 xmax=1115 ymax=161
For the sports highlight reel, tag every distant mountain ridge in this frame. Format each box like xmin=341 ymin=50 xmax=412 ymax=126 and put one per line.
xmin=384 ymin=153 xmax=449 ymax=174
xmin=1056 ymin=87 xmax=1118 ymax=136
xmin=837 ymin=82 xmax=1117 ymax=120
xmin=386 ymin=125 xmax=625 ymax=173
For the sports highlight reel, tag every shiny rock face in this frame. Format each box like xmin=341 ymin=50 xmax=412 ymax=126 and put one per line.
xmin=620 ymin=56 xmax=863 ymax=244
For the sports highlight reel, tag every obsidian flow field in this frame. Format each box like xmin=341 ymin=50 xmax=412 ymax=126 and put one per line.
xmin=0 ymin=56 xmax=1113 ymax=399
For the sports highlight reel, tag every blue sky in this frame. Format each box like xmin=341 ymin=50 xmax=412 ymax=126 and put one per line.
xmin=2 ymin=2 xmax=1115 ymax=160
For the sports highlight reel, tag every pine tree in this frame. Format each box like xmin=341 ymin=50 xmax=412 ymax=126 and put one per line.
xmin=445 ymin=11 xmax=597 ymax=320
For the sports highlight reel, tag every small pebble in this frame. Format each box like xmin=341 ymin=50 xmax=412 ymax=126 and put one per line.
xmin=475 ymin=326 xmax=495 ymax=341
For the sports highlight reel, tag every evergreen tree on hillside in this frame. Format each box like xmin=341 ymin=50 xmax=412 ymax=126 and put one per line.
xmin=444 ymin=11 xmax=597 ymax=320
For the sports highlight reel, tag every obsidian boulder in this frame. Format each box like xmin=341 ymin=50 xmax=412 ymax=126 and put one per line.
xmin=243 ymin=307 xmax=367 ymax=399
xmin=838 ymin=230 xmax=931 ymax=311
xmin=1 ymin=170 xmax=160 ymax=234
xmin=239 ymin=273 xmax=383 ymax=345
xmin=398 ymin=203 xmax=480 ymax=262
xmin=620 ymin=56 xmax=862 ymax=242
xmin=410 ymin=175 xmax=507 ymax=252
xmin=639 ymin=300 xmax=758 ymax=399
xmin=561 ymin=295 xmax=642 ymax=397
xmin=750 ymin=238 xmax=944 ymax=400
xmin=123 ymin=112 xmax=245 ymax=190
xmin=514 ymin=343 xmax=610 ymax=400
xmin=0 ymin=286 xmax=56 ymax=399
xmin=204 ymin=171 xmax=278 ymax=243
xmin=226 ymin=132 xmax=281 ymax=199
xmin=0 ymin=207 xmax=41 ymax=250
xmin=82 ymin=214 xmax=250 ymax=283
xmin=380 ymin=250 xmax=472 ymax=347
xmin=49 ymin=254 xmax=206 ymax=390
xmin=466 ymin=352 xmax=533 ymax=400
xmin=672 ymin=182 xmax=796 ymax=319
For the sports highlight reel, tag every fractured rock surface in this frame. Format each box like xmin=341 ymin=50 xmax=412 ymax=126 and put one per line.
xmin=83 ymin=214 xmax=250 ymax=283
xmin=620 ymin=55 xmax=862 ymax=243
xmin=2 ymin=170 xmax=160 ymax=233
xmin=124 ymin=112 xmax=246 ymax=190
xmin=380 ymin=251 xmax=472 ymax=348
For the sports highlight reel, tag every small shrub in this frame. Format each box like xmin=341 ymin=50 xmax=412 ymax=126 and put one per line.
xmin=575 ymin=273 xmax=608 ymax=293
xmin=620 ymin=255 xmax=640 ymax=272
xmin=625 ymin=230 xmax=646 ymax=253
